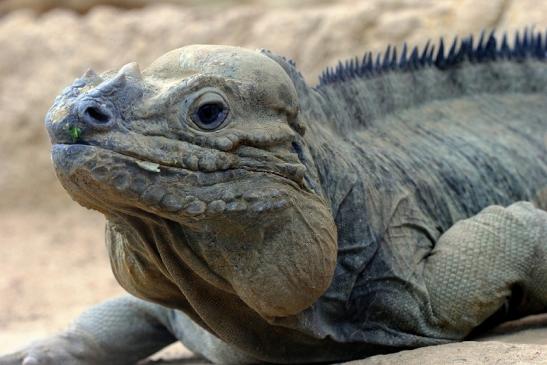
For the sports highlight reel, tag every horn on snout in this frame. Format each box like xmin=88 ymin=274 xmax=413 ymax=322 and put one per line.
xmin=81 ymin=68 xmax=103 ymax=82
xmin=118 ymin=62 xmax=143 ymax=81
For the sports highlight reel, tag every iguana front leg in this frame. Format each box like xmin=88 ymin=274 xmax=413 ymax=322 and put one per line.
xmin=0 ymin=295 xmax=256 ymax=365
xmin=0 ymin=296 xmax=177 ymax=365
xmin=425 ymin=201 xmax=547 ymax=338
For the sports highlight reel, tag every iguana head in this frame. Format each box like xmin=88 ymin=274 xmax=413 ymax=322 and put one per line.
xmin=45 ymin=45 xmax=337 ymax=320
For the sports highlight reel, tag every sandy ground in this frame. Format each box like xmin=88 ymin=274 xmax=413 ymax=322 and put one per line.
xmin=0 ymin=207 xmax=119 ymax=352
xmin=1 ymin=0 xmax=547 ymax=363
xmin=0 ymin=206 xmax=198 ymax=362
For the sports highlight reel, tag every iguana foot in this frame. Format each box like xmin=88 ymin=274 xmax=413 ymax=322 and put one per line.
xmin=0 ymin=330 xmax=105 ymax=365
xmin=0 ymin=296 xmax=180 ymax=365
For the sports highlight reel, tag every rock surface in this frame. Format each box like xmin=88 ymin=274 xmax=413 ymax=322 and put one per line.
xmin=347 ymin=341 xmax=547 ymax=365
xmin=1 ymin=1 xmax=547 ymax=364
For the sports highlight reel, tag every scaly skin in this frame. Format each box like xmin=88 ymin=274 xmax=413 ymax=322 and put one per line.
xmin=1 ymin=35 xmax=547 ymax=364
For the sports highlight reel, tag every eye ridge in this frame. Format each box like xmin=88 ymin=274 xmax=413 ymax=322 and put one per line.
xmin=193 ymin=102 xmax=228 ymax=130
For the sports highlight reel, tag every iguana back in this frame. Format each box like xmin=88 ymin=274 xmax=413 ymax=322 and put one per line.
xmin=297 ymin=31 xmax=547 ymax=225
xmin=275 ymin=30 xmax=547 ymax=357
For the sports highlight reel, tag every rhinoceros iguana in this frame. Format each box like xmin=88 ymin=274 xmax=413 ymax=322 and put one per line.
xmin=1 ymin=29 xmax=547 ymax=365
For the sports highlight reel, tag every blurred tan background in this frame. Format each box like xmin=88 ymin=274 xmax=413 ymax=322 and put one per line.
xmin=0 ymin=0 xmax=546 ymax=362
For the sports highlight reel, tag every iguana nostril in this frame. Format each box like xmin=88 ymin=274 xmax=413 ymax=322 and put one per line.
xmin=77 ymin=99 xmax=114 ymax=128
xmin=85 ymin=106 xmax=110 ymax=124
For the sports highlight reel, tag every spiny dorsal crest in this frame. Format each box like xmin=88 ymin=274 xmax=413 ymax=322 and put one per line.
xmin=318 ymin=28 xmax=547 ymax=86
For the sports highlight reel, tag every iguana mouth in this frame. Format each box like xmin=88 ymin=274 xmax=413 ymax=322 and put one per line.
xmin=53 ymin=141 xmax=303 ymax=188
xmin=52 ymin=142 xmax=296 ymax=218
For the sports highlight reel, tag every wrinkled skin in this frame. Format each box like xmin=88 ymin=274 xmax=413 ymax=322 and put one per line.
xmin=2 ymin=40 xmax=547 ymax=365
xmin=47 ymin=46 xmax=338 ymax=319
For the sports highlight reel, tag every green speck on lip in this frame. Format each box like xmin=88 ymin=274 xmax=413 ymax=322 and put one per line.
xmin=69 ymin=126 xmax=82 ymax=143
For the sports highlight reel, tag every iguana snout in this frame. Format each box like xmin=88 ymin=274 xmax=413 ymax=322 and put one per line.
xmin=46 ymin=62 xmax=142 ymax=143
xmin=73 ymin=63 xmax=143 ymax=131
xmin=45 ymin=45 xmax=338 ymax=320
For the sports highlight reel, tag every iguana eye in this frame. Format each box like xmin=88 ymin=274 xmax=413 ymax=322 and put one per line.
xmin=190 ymin=92 xmax=229 ymax=131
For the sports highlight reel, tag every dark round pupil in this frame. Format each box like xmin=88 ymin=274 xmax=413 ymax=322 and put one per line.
xmin=197 ymin=103 xmax=222 ymax=125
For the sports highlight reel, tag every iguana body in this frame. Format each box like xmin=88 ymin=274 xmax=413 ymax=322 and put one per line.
xmin=1 ymin=31 xmax=547 ymax=364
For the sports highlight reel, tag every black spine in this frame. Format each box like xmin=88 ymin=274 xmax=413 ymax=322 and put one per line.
xmin=318 ymin=28 xmax=547 ymax=86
